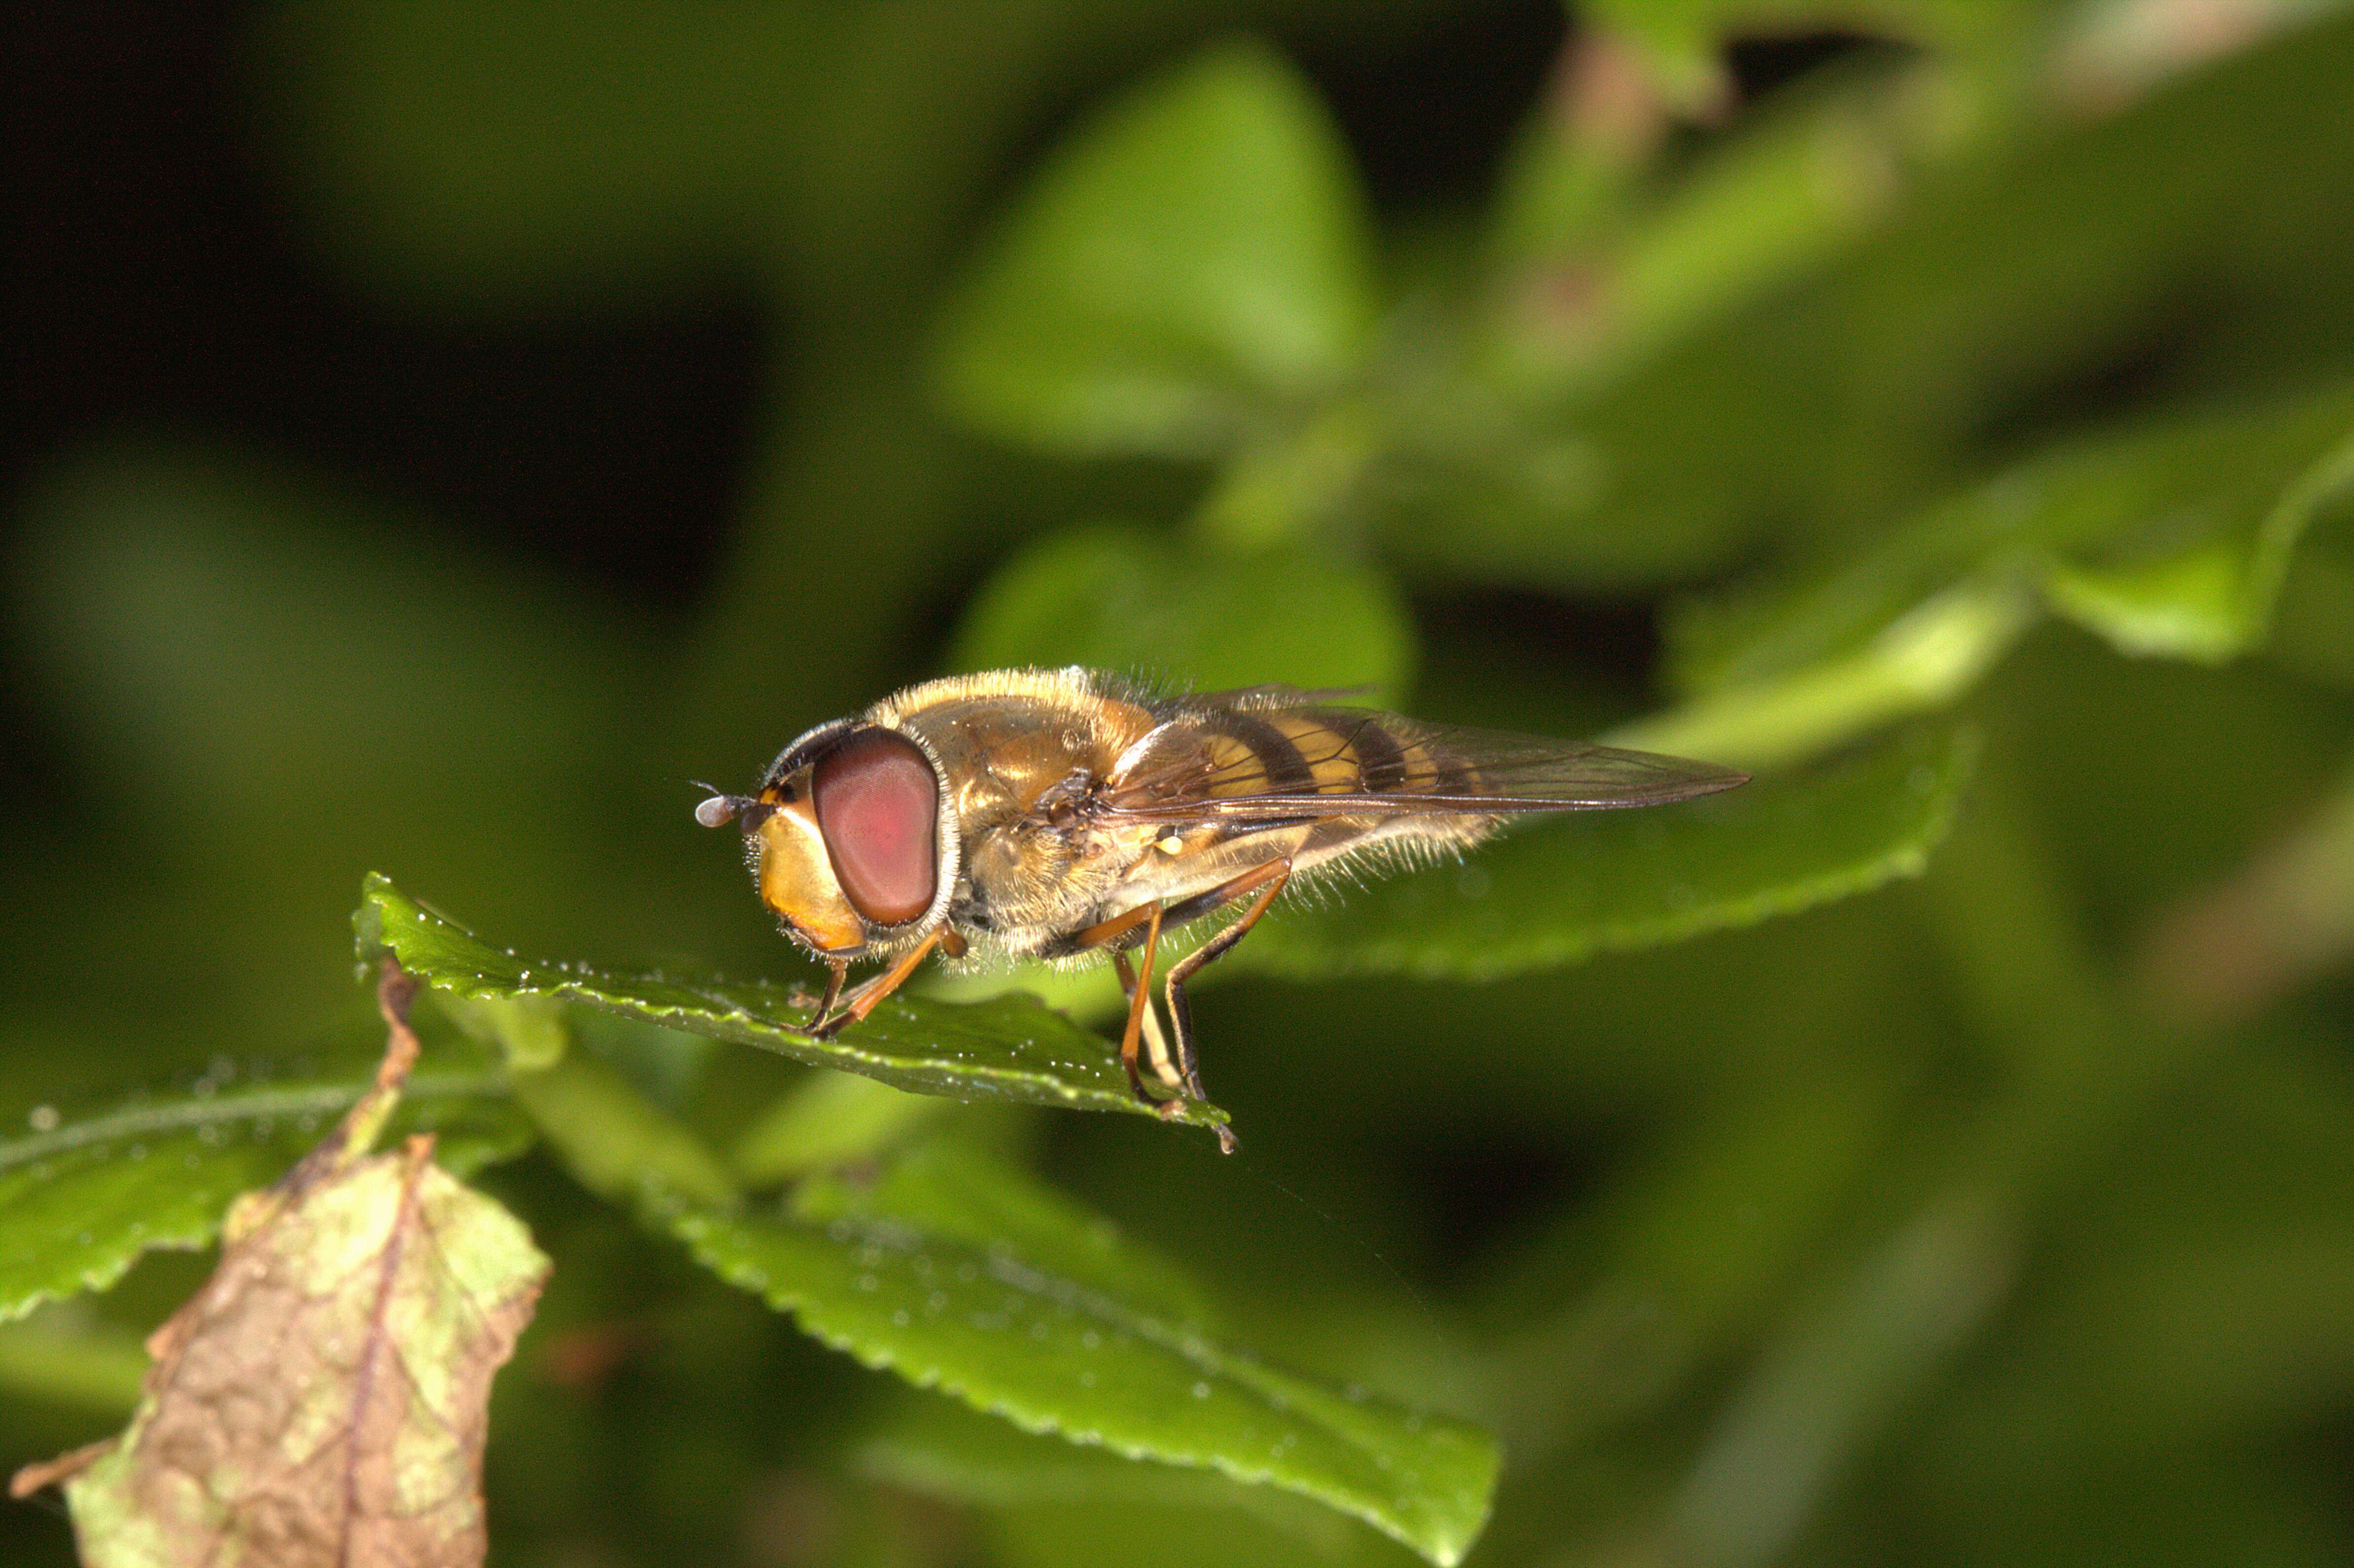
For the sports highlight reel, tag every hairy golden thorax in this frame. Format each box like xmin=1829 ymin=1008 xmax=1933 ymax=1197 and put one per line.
xmin=875 ymin=668 xmax=1166 ymax=958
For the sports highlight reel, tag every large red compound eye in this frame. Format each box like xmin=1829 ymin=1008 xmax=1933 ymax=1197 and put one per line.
xmin=812 ymin=728 xmax=940 ymax=927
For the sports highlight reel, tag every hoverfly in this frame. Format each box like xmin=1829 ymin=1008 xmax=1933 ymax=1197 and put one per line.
xmin=697 ymin=667 xmax=1746 ymax=1151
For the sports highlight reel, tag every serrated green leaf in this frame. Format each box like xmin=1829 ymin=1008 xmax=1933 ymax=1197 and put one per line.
xmin=1232 ymin=725 xmax=1973 ymax=984
xmin=0 ymin=1073 xmax=523 ymax=1324
xmin=946 ymin=523 xmax=1416 ymax=703
xmin=659 ymin=1145 xmax=1499 ymax=1566
xmin=357 ymin=875 xmax=1233 ymax=1141
xmin=935 ymin=39 xmax=1376 ymax=458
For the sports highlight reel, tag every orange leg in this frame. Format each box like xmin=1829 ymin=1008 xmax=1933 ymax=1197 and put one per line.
xmin=1114 ymin=904 xmax=1165 ymax=1106
xmin=1066 ymin=899 xmax=1161 ymax=953
xmin=811 ymin=930 xmax=943 ymax=1038
xmin=1159 ymin=859 xmax=1291 ymax=1155
xmin=1112 ymin=951 xmax=1177 ymax=1099
xmin=1064 ymin=900 xmax=1173 ymax=1102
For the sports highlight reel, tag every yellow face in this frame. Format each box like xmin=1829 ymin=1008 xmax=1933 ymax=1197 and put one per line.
xmin=752 ymin=795 xmax=867 ymax=956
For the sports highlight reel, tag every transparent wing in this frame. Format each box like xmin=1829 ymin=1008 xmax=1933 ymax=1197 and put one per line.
xmin=1101 ymin=704 xmax=1749 ymax=822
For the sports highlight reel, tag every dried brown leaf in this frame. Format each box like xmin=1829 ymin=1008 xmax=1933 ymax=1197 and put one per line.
xmin=13 ymin=963 xmax=551 ymax=1568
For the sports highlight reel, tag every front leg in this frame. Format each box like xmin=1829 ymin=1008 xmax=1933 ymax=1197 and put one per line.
xmin=808 ymin=930 xmax=945 ymax=1039
xmin=805 ymin=960 xmax=848 ymax=1033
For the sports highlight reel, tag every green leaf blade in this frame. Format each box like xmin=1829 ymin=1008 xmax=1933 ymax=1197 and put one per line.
xmin=0 ymin=1075 xmax=524 ymax=1324
xmin=358 ymin=876 xmax=1233 ymax=1139
xmin=935 ymin=40 xmax=1377 ymax=458
xmin=663 ymin=1153 xmax=1499 ymax=1566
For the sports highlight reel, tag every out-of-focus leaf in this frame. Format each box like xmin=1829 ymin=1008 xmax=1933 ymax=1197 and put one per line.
xmin=1229 ymin=725 xmax=1972 ymax=983
xmin=1193 ymin=404 xmax=1383 ymax=550
xmin=25 ymin=1133 xmax=547 ymax=1567
xmin=1487 ymin=54 xmax=1925 ymax=402
xmin=1399 ymin=17 xmax=2354 ymax=591
xmin=946 ymin=523 xmax=1416 ymax=703
xmin=13 ymin=448 xmax=645 ymax=825
xmin=266 ymin=1 xmax=1321 ymax=313
xmin=935 ymin=40 xmax=1376 ymax=458
xmin=1623 ymin=581 xmax=2037 ymax=773
xmin=2080 ymin=1224 xmax=2354 ymax=1429
xmin=1641 ymin=388 xmax=2354 ymax=769
xmin=426 ymin=988 xmax=741 ymax=1202
xmin=358 ymin=875 xmax=1234 ymax=1141
xmin=661 ymin=1143 xmax=1500 ymax=1566
xmin=1668 ymin=1191 xmax=2018 ymax=1568
xmin=1583 ymin=0 xmax=2035 ymax=103
xmin=794 ymin=1141 xmax=1216 ymax=1331
xmin=0 ymin=1315 xmax=152 ymax=1415
xmin=1683 ymin=386 xmax=2354 ymax=686
xmin=1575 ymin=0 xmax=2036 ymax=120
xmin=1483 ymin=1067 xmax=1906 ymax=1456
xmin=433 ymin=992 xmax=570 ymax=1072
xmin=1974 ymin=1041 xmax=2354 ymax=1445
xmin=509 ymin=1052 xmax=740 ymax=1207
xmin=857 ymin=1393 xmax=1361 ymax=1556
xmin=0 ymin=1071 xmax=522 ymax=1325
xmin=1484 ymin=30 xmax=1666 ymax=273
xmin=732 ymin=1071 xmax=956 ymax=1186
xmin=2049 ymin=0 xmax=2349 ymax=110
xmin=2134 ymin=758 xmax=2354 ymax=1027
xmin=2267 ymin=535 xmax=2354 ymax=687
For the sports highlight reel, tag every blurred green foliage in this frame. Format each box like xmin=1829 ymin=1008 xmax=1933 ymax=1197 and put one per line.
xmin=9 ymin=2 xmax=2354 ymax=1565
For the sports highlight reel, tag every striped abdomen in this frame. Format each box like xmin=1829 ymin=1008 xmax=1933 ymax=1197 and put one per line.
xmin=1105 ymin=703 xmax=1485 ymax=821
xmin=1195 ymin=706 xmax=1479 ymax=801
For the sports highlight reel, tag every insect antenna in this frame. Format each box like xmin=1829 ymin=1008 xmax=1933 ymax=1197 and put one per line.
xmin=690 ymin=783 xmax=772 ymax=831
